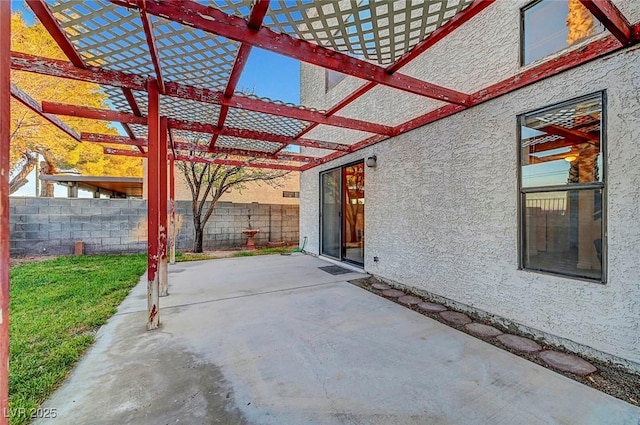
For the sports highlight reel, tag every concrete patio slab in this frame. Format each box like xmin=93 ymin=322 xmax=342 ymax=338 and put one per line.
xmin=35 ymin=254 xmax=640 ymax=425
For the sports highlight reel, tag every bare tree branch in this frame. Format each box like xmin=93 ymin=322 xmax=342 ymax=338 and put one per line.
xmin=175 ymin=151 xmax=290 ymax=252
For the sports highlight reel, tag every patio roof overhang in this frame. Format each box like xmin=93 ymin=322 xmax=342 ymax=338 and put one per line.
xmin=39 ymin=175 xmax=144 ymax=197
xmin=2 ymin=1 xmax=640 ymax=418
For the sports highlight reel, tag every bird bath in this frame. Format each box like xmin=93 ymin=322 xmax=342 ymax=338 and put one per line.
xmin=242 ymin=229 xmax=260 ymax=250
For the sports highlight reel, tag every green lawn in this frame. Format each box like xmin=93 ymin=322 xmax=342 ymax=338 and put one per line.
xmin=232 ymin=246 xmax=294 ymax=257
xmin=8 ymin=254 xmax=147 ymax=425
xmin=175 ymin=246 xmax=296 ymax=261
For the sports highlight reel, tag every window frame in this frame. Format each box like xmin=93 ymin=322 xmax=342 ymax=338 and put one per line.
xmin=519 ymin=0 xmax=605 ymax=66
xmin=517 ymin=91 xmax=607 ymax=283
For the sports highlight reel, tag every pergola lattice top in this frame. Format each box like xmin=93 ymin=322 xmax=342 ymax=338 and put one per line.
xmin=7 ymin=0 xmax=637 ymax=170
xmin=264 ymin=0 xmax=473 ymax=64
xmin=24 ymin=0 xmax=477 ymax=161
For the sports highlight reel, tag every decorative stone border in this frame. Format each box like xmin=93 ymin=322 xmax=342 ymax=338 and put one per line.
xmin=359 ymin=278 xmax=602 ymax=375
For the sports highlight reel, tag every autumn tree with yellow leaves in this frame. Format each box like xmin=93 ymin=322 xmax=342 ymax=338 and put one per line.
xmin=9 ymin=12 xmax=142 ymax=195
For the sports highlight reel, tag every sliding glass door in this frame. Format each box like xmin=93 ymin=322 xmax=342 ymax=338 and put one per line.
xmin=320 ymin=162 xmax=365 ymax=266
xmin=321 ymin=169 xmax=341 ymax=259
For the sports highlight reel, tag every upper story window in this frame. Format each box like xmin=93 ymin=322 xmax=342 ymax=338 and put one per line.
xmin=325 ymin=69 xmax=347 ymax=92
xmin=521 ymin=0 xmax=605 ymax=65
xmin=519 ymin=92 xmax=605 ymax=282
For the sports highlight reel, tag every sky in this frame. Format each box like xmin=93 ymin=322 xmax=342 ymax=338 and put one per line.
xmin=10 ymin=1 xmax=300 ymax=197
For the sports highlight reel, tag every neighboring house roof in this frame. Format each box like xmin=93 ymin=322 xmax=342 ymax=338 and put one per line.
xmin=40 ymin=175 xmax=143 ymax=198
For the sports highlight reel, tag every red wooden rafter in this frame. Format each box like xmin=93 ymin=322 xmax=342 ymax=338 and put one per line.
xmin=579 ymin=0 xmax=634 ymax=45
xmin=11 ymin=84 xmax=80 ymax=141
xmin=210 ymin=0 xmax=270 ymax=150
xmin=104 ymin=147 xmax=303 ymax=171
xmin=43 ymin=102 xmax=350 ymax=151
xmin=83 ymin=132 xmax=322 ymax=163
xmin=138 ymin=0 xmax=165 ymax=93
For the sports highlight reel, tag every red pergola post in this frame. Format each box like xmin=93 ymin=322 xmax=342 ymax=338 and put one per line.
xmin=158 ymin=117 xmax=169 ymax=297
xmin=0 ymin=1 xmax=11 ymax=423
xmin=169 ymin=155 xmax=176 ymax=265
xmin=146 ymin=79 xmax=160 ymax=330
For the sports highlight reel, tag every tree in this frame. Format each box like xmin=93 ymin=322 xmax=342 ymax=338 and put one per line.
xmin=176 ymin=149 xmax=289 ymax=253
xmin=9 ymin=12 xmax=142 ymax=195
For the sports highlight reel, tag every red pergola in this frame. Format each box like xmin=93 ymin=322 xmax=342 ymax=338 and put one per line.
xmin=1 ymin=0 xmax=639 ymax=418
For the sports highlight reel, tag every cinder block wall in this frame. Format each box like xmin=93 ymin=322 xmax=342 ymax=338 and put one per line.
xmin=9 ymin=197 xmax=299 ymax=256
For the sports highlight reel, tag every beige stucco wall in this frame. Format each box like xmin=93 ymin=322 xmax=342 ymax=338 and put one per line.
xmin=143 ymin=162 xmax=299 ymax=205
xmin=173 ymin=166 xmax=299 ymax=204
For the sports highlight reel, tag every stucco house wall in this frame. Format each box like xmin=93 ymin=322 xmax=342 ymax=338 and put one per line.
xmin=299 ymin=0 xmax=640 ymax=369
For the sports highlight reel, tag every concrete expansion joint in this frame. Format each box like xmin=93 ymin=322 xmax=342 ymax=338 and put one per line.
xmin=349 ymin=276 xmax=640 ymax=402
xmin=114 ymin=280 xmax=340 ymax=317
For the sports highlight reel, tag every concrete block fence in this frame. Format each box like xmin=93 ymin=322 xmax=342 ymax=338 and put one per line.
xmin=9 ymin=197 xmax=299 ymax=256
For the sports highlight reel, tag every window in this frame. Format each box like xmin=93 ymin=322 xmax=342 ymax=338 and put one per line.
xmin=325 ymin=69 xmax=347 ymax=92
xmin=283 ymin=191 xmax=300 ymax=198
xmin=519 ymin=92 xmax=605 ymax=282
xmin=521 ymin=0 xmax=604 ymax=65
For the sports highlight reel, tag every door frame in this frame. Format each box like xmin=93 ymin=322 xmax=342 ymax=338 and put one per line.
xmin=319 ymin=160 xmax=365 ymax=266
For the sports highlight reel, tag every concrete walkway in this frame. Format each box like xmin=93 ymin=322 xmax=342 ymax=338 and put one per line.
xmin=36 ymin=254 xmax=640 ymax=425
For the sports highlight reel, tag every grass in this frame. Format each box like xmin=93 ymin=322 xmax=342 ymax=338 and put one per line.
xmin=174 ymin=246 xmax=297 ymax=261
xmin=174 ymin=252 xmax=218 ymax=262
xmin=232 ymin=247 xmax=294 ymax=257
xmin=8 ymin=254 xmax=147 ymax=425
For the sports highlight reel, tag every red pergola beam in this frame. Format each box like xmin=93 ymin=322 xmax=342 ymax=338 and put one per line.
xmin=292 ymin=0 xmax=494 ymax=141
xmin=122 ymin=88 xmax=143 ymax=116
xmin=539 ymin=124 xmax=599 ymax=144
xmin=209 ymin=44 xmax=252 ymax=148
xmin=12 ymin=52 xmax=392 ymax=136
xmin=118 ymin=0 xmax=470 ymax=106
xmin=45 ymin=102 xmax=351 ymax=151
xmin=139 ymin=0 xmax=165 ymax=93
xmin=11 ymin=52 xmax=147 ymax=90
xmin=163 ymin=82 xmax=394 ymax=135
xmin=304 ymin=23 xmax=640 ymax=169
xmin=579 ymin=0 xmax=633 ymax=45
xmin=181 ymin=155 xmax=302 ymax=171
xmin=25 ymin=0 xmax=86 ymax=67
xmin=170 ymin=118 xmax=351 ymax=151
xmin=82 ymin=132 xmax=147 ymax=147
xmin=0 ymin=2 xmax=10 ymax=423
xmin=43 ymin=102 xmax=147 ymax=125
xmin=211 ymin=0 xmax=270 ymax=149
xmin=105 ymin=147 xmax=303 ymax=171
xmin=87 ymin=132 xmax=321 ymax=162
xmin=10 ymin=84 xmax=80 ymax=141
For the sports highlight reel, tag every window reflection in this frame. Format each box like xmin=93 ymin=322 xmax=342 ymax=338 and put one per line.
xmin=522 ymin=0 xmax=604 ymax=65
xmin=519 ymin=93 xmax=605 ymax=281
xmin=521 ymin=95 xmax=602 ymax=188
xmin=342 ymin=163 xmax=365 ymax=265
